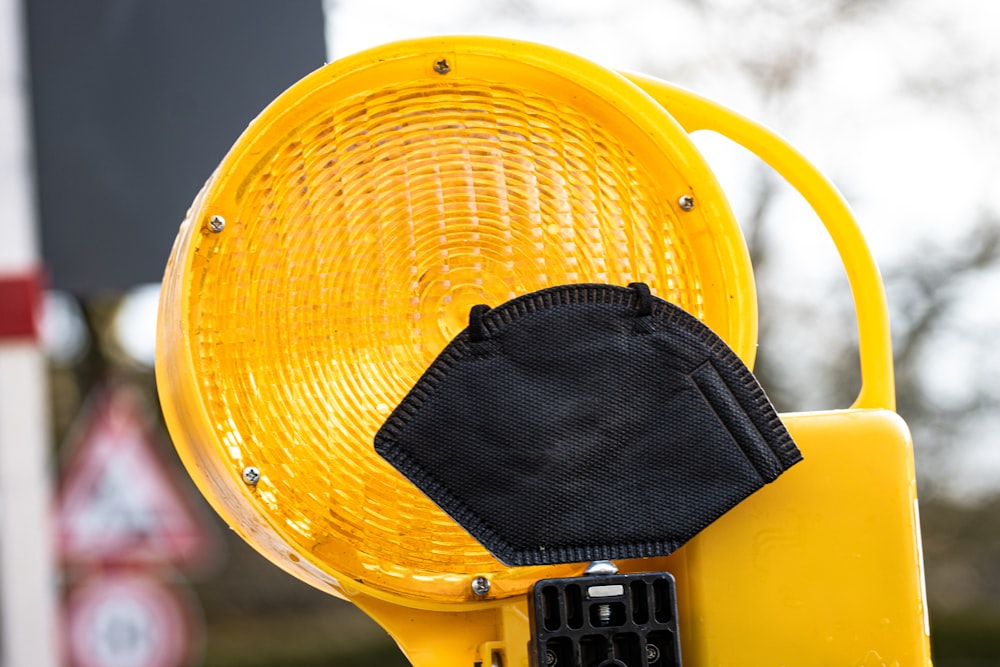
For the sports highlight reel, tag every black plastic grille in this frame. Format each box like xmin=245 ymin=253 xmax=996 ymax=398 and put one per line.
xmin=529 ymin=572 xmax=682 ymax=667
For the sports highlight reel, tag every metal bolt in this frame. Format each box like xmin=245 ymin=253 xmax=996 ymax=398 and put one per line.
xmin=545 ymin=648 xmax=558 ymax=666
xmin=242 ymin=466 xmax=261 ymax=485
xmin=208 ymin=215 xmax=226 ymax=232
xmin=646 ymin=644 xmax=661 ymax=663
xmin=471 ymin=576 xmax=491 ymax=596
xmin=585 ymin=560 xmax=619 ymax=576
xmin=678 ymin=195 xmax=695 ymax=211
xmin=433 ymin=58 xmax=451 ymax=74
xmin=597 ymin=603 xmax=612 ymax=626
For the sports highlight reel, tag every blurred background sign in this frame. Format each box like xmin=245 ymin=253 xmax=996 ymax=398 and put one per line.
xmin=55 ymin=387 xmax=217 ymax=667
xmin=23 ymin=0 xmax=326 ymax=294
xmin=65 ymin=572 xmax=201 ymax=667
xmin=57 ymin=387 xmax=220 ymax=572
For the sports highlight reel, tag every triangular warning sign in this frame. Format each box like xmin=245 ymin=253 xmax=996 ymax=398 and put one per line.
xmin=57 ymin=386 xmax=220 ymax=571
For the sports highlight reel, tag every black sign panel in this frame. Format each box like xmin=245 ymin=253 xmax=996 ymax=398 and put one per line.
xmin=25 ymin=0 xmax=326 ymax=294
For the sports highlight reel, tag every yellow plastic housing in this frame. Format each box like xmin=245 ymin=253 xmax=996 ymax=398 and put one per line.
xmin=156 ymin=36 xmax=755 ymax=606
xmin=157 ymin=36 xmax=932 ymax=666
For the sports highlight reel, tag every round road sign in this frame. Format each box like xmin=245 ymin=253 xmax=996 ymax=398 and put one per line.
xmin=65 ymin=572 xmax=199 ymax=667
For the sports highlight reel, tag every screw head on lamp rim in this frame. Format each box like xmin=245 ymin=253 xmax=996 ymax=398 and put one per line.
xmin=155 ymin=36 xmax=757 ymax=605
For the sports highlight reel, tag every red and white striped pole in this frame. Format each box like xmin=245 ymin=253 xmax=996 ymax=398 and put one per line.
xmin=0 ymin=0 xmax=60 ymax=664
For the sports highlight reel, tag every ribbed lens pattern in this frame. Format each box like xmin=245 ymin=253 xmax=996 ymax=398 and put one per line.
xmin=189 ymin=79 xmax=702 ymax=591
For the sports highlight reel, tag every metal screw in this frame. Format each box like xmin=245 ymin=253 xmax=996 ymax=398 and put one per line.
xmin=208 ymin=215 xmax=226 ymax=232
xmin=242 ymin=466 xmax=261 ymax=485
xmin=585 ymin=560 xmax=619 ymax=576
xmin=597 ymin=603 xmax=612 ymax=626
xmin=545 ymin=648 xmax=558 ymax=666
xmin=471 ymin=576 xmax=491 ymax=596
xmin=678 ymin=195 xmax=695 ymax=211
xmin=433 ymin=58 xmax=451 ymax=74
xmin=646 ymin=644 xmax=661 ymax=663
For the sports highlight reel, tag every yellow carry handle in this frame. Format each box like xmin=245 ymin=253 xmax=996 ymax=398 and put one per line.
xmin=627 ymin=72 xmax=895 ymax=412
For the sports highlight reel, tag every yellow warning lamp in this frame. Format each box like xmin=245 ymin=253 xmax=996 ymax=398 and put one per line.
xmin=156 ymin=36 xmax=932 ymax=666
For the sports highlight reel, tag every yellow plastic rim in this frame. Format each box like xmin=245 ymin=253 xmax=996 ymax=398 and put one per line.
xmin=156 ymin=36 xmax=755 ymax=606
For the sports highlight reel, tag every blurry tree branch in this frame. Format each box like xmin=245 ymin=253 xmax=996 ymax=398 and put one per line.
xmin=891 ymin=217 xmax=1000 ymax=371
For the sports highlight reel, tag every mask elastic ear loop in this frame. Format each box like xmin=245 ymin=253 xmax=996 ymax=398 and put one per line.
xmin=629 ymin=282 xmax=653 ymax=317
xmin=468 ymin=304 xmax=492 ymax=343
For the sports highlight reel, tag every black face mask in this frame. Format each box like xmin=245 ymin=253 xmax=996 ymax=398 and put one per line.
xmin=375 ymin=283 xmax=802 ymax=567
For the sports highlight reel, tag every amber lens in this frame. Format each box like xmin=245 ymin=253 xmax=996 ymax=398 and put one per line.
xmin=157 ymin=37 xmax=754 ymax=603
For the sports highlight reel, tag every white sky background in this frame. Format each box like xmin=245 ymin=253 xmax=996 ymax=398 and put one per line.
xmin=102 ymin=0 xmax=1000 ymax=498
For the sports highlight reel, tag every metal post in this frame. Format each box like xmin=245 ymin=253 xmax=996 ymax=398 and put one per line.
xmin=0 ymin=0 xmax=60 ymax=664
